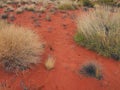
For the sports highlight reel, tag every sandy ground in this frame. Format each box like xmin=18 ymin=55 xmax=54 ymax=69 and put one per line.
xmin=0 ymin=6 xmax=120 ymax=90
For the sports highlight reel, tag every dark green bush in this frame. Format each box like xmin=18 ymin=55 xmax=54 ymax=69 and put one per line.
xmin=82 ymin=0 xmax=94 ymax=7
xmin=80 ymin=62 xmax=103 ymax=80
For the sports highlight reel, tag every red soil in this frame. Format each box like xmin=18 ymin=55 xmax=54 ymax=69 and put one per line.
xmin=0 ymin=8 xmax=120 ymax=90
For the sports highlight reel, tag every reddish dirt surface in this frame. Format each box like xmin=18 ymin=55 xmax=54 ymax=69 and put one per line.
xmin=0 ymin=7 xmax=120 ymax=90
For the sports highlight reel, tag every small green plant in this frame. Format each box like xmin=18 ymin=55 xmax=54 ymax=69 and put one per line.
xmin=82 ymin=0 xmax=94 ymax=7
xmin=80 ymin=62 xmax=103 ymax=80
xmin=0 ymin=21 xmax=44 ymax=72
xmin=74 ymin=32 xmax=84 ymax=44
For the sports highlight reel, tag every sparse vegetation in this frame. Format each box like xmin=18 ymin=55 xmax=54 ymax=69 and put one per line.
xmin=26 ymin=4 xmax=36 ymax=11
xmin=57 ymin=0 xmax=79 ymax=10
xmin=0 ymin=21 xmax=44 ymax=72
xmin=74 ymin=7 xmax=120 ymax=60
xmin=1 ymin=13 xmax=8 ymax=19
xmin=97 ymin=0 xmax=116 ymax=6
xmin=45 ymin=15 xmax=51 ymax=21
xmin=81 ymin=0 xmax=94 ymax=7
xmin=15 ymin=7 xmax=24 ymax=14
xmin=0 ymin=0 xmax=119 ymax=89
xmin=39 ymin=6 xmax=46 ymax=13
xmin=80 ymin=61 xmax=103 ymax=80
xmin=4 ymin=6 xmax=14 ymax=12
xmin=0 ymin=0 xmax=48 ymax=14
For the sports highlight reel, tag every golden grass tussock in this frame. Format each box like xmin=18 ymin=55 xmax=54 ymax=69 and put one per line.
xmin=56 ymin=0 xmax=79 ymax=10
xmin=75 ymin=6 xmax=120 ymax=60
xmin=0 ymin=21 xmax=44 ymax=72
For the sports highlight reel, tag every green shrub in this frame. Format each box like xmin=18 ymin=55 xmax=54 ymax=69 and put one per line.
xmin=75 ymin=7 xmax=120 ymax=60
xmin=82 ymin=0 xmax=94 ymax=7
xmin=0 ymin=21 xmax=44 ymax=72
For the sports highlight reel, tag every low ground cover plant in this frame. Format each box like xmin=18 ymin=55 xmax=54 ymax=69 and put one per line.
xmin=0 ymin=21 xmax=44 ymax=72
xmin=81 ymin=0 xmax=94 ymax=7
xmin=80 ymin=61 xmax=103 ymax=80
xmin=96 ymin=0 xmax=118 ymax=6
xmin=74 ymin=7 xmax=120 ymax=60
xmin=56 ymin=0 xmax=79 ymax=10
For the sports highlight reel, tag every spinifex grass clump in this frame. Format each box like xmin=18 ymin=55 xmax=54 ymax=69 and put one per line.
xmin=97 ymin=0 xmax=116 ymax=6
xmin=0 ymin=21 xmax=44 ymax=72
xmin=57 ymin=0 xmax=79 ymax=10
xmin=74 ymin=7 xmax=120 ymax=60
xmin=80 ymin=62 xmax=103 ymax=80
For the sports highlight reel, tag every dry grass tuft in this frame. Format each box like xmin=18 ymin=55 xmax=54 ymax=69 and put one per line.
xmin=26 ymin=4 xmax=36 ymax=11
xmin=45 ymin=56 xmax=55 ymax=70
xmin=0 ymin=21 xmax=44 ymax=72
xmin=0 ymin=20 xmax=10 ymax=30
xmin=56 ymin=0 xmax=79 ymax=10
xmin=15 ymin=7 xmax=24 ymax=14
xmin=74 ymin=6 xmax=120 ymax=60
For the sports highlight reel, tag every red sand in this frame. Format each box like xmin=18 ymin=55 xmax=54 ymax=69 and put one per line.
xmin=0 ymin=8 xmax=120 ymax=90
